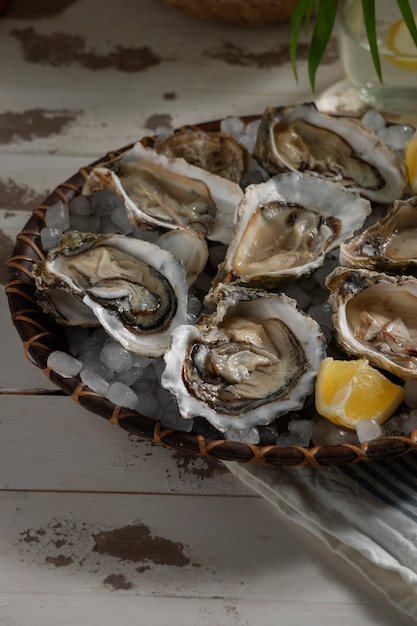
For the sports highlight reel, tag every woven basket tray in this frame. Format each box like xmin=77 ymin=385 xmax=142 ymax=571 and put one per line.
xmin=6 ymin=117 xmax=417 ymax=467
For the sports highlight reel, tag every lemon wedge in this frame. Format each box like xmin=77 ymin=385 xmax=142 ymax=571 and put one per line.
xmin=405 ymin=130 xmax=417 ymax=192
xmin=385 ymin=13 xmax=417 ymax=70
xmin=315 ymin=357 xmax=404 ymax=430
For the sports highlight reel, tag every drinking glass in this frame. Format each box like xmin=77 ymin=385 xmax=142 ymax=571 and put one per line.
xmin=338 ymin=0 xmax=417 ymax=115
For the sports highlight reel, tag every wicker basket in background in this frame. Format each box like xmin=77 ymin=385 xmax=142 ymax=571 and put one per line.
xmin=162 ymin=0 xmax=299 ymax=26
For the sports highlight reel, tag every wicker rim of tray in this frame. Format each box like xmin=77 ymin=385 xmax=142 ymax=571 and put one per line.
xmin=6 ymin=117 xmax=417 ymax=467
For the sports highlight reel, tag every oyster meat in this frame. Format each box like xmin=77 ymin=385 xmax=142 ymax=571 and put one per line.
xmin=253 ymin=103 xmax=407 ymax=203
xmin=340 ymin=196 xmax=417 ymax=272
xmin=327 ymin=266 xmax=417 ymax=379
xmin=33 ymin=231 xmax=188 ymax=357
xmin=83 ymin=142 xmax=243 ymax=244
xmin=161 ymin=284 xmax=327 ymax=431
xmin=214 ymin=172 xmax=371 ymax=288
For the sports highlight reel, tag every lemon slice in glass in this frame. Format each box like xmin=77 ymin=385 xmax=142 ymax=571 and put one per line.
xmin=385 ymin=13 xmax=417 ymax=70
xmin=315 ymin=357 xmax=404 ymax=430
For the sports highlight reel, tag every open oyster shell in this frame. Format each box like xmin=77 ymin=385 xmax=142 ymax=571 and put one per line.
xmin=82 ymin=142 xmax=243 ymax=244
xmin=33 ymin=231 xmax=188 ymax=358
xmin=253 ymin=103 xmax=407 ymax=203
xmin=213 ymin=172 xmax=371 ymax=288
xmin=327 ymin=266 xmax=417 ymax=380
xmin=156 ymin=127 xmax=251 ymax=183
xmin=340 ymin=196 xmax=417 ymax=273
xmin=161 ymin=284 xmax=327 ymax=432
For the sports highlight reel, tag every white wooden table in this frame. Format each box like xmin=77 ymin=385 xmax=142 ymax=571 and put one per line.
xmin=1 ymin=1 xmax=416 ymax=623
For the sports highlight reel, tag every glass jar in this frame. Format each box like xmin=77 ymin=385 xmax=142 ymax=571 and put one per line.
xmin=338 ymin=0 xmax=417 ymax=115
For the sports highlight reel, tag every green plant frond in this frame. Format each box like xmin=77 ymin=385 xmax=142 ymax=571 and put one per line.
xmin=397 ymin=0 xmax=417 ymax=46
xmin=362 ymin=0 xmax=382 ymax=83
xmin=308 ymin=0 xmax=338 ymax=91
xmin=288 ymin=0 xmax=316 ymax=82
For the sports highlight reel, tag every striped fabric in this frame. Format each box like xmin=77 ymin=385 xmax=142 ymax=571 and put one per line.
xmin=342 ymin=454 xmax=417 ymax=523
xmin=225 ymin=453 xmax=417 ymax=620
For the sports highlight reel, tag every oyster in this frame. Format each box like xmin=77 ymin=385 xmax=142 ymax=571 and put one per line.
xmin=253 ymin=103 xmax=407 ymax=203
xmin=83 ymin=142 xmax=243 ymax=244
xmin=327 ymin=266 xmax=417 ymax=379
xmin=33 ymin=231 xmax=188 ymax=357
xmin=214 ymin=172 xmax=371 ymax=288
xmin=161 ymin=284 xmax=327 ymax=432
xmin=340 ymin=196 xmax=417 ymax=272
xmin=156 ymin=127 xmax=251 ymax=183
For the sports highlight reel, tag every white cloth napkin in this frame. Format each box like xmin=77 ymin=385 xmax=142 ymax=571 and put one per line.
xmin=224 ymin=451 xmax=417 ymax=620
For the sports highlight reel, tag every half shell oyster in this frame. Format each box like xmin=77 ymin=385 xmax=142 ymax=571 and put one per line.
xmin=253 ymin=103 xmax=407 ymax=203
xmin=156 ymin=127 xmax=251 ymax=183
xmin=214 ymin=172 xmax=371 ymax=288
xmin=327 ymin=266 xmax=417 ymax=380
xmin=83 ymin=142 xmax=243 ymax=244
xmin=161 ymin=284 xmax=327 ymax=431
xmin=340 ymin=196 xmax=417 ymax=273
xmin=33 ymin=231 xmax=188 ymax=357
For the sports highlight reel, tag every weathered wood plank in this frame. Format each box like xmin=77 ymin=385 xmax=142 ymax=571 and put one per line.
xmin=0 ymin=395 xmax=249 ymax=495
xmin=2 ymin=593 xmax=413 ymax=626
xmin=1 ymin=490 xmax=414 ymax=626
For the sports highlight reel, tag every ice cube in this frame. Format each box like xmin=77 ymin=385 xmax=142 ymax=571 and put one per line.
xmin=401 ymin=409 xmax=417 ymax=435
xmin=130 ymin=353 xmax=153 ymax=369
xmin=69 ymin=214 xmax=95 ymax=232
xmin=111 ymin=206 xmax=133 ymax=234
xmin=106 ymin=381 xmax=138 ymax=410
xmin=69 ymin=194 xmax=92 ymax=217
xmin=356 ymin=419 xmax=382 ymax=443
xmin=80 ymin=366 xmax=110 ymax=396
xmin=312 ymin=417 xmax=359 ymax=447
xmin=45 ymin=201 xmax=70 ymax=231
xmin=225 ymin=427 xmax=260 ymax=444
xmin=47 ymin=350 xmax=82 ymax=378
xmin=220 ymin=116 xmax=245 ymax=139
xmin=40 ymin=226 xmax=62 ymax=251
xmin=115 ymin=367 xmax=144 ymax=386
xmin=90 ymin=189 xmax=123 ymax=217
xmin=134 ymin=390 xmax=160 ymax=419
xmin=361 ymin=109 xmax=386 ymax=132
xmin=100 ymin=342 xmax=133 ymax=373
xmin=377 ymin=124 xmax=415 ymax=152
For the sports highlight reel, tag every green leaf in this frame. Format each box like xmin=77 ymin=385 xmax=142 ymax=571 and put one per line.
xmin=397 ymin=0 xmax=417 ymax=47
xmin=362 ymin=0 xmax=382 ymax=83
xmin=307 ymin=0 xmax=338 ymax=91
xmin=288 ymin=0 xmax=315 ymax=83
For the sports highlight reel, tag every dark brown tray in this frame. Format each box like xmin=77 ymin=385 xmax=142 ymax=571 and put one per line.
xmin=6 ymin=118 xmax=417 ymax=467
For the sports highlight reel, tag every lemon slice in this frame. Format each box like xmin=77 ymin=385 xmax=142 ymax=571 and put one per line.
xmin=385 ymin=13 xmax=417 ymax=70
xmin=315 ymin=357 xmax=404 ymax=430
xmin=405 ymin=130 xmax=417 ymax=192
